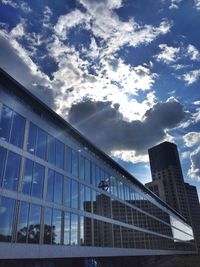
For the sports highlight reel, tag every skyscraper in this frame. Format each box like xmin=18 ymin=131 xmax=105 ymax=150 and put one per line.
xmin=146 ymin=141 xmax=200 ymax=252
xmin=146 ymin=141 xmax=190 ymax=221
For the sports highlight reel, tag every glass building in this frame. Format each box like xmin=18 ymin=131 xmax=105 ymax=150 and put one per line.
xmin=0 ymin=68 xmax=197 ymax=265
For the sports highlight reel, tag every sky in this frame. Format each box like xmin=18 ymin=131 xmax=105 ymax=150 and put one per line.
xmin=0 ymin=0 xmax=200 ymax=197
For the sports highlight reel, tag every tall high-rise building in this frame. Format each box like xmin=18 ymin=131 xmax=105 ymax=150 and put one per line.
xmin=0 ymin=68 xmax=197 ymax=266
xmin=146 ymin=142 xmax=190 ymax=221
xmin=146 ymin=141 xmax=200 ymax=253
xmin=185 ymin=183 xmax=200 ymax=252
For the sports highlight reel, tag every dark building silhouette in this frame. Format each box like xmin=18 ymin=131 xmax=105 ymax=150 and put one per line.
xmin=146 ymin=141 xmax=200 ymax=253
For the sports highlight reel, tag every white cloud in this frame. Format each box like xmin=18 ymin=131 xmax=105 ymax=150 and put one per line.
xmin=54 ymin=9 xmax=91 ymax=40
xmin=183 ymin=132 xmax=200 ymax=147
xmin=155 ymin=44 xmax=180 ymax=63
xmin=194 ymin=0 xmax=200 ymax=10
xmin=111 ymin=150 xmax=149 ymax=164
xmin=43 ymin=6 xmax=53 ymax=28
xmin=169 ymin=0 xmax=182 ymax=9
xmin=0 ymin=0 xmax=31 ymax=12
xmin=182 ymin=151 xmax=190 ymax=160
xmin=181 ymin=69 xmax=200 ymax=85
xmin=187 ymin=44 xmax=200 ymax=61
xmin=188 ymin=147 xmax=200 ymax=180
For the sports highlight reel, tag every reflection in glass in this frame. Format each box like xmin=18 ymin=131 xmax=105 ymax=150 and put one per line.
xmin=22 ymin=159 xmax=34 ymax=195
xmin=10 ymin=111 xmax=25 ymax=148
xmin=85 ymin=159 xmax=90 ymax=183
xmin=66 ymin=146 xmax=72 ymax=173
xmin=28 ymin=204 xmax=41 ymax=244
xmin=27 ymin=122 xmax=37 ymax=154
xmin=65 ymin=177 xmax=71 ymax=207
xmin=64 ymin=212 xmax=70 ymax=245
xmin=52 ymin=209 xmax=62 ymax=245
xmin=46 ymin=169 xmax=54 ymax=202
xmin=72 ymin=149 xmax=78 ymax=177
xmin=48 ymin=136 xmax=56 ymax=165
xmin=71 ymin=213 xmax=78 ymax=245
xmin=43 ymin=207 xmax=53 ymax=244
xmin=56 ymin=140 xmax=64 ymax=169
xmin=71 ymin=180 xmax=78 ymax=209
xmin=32 ymin=163 xmax=45 ymax=198
xmin=0 ymin=146 xmax=7 ymax=186
xmin=0 ymin=196 xmax=15 ymax=242
xmin=17 ymin=202 xmax=29 ymax=243
xmin=3 ymin=151 xmax=21 ymax=191
xmin=54 ymin=172 xmax=63 ymax=204
xmin=80 ymin=216 xmax=84 ymax=246
xmin=0 ymin=105 xmax=12 ymax=142
xmin=36 ymin=127 xmax=47 ymax=160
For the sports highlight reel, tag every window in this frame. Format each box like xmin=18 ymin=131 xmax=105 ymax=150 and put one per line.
xmin=71 ymin=213 xmax=78 ymax=246
xmin=43 ymin=207 xmax=53 ymax=244
xmin=0 ymin=146 xmax=7 ymax=186
xmin=0 ymin=105 xmax=12 ymax=142
xmin=66 ymin=146 xmax=72 ymax=173
xmin=22 ymin=159 xmax=34 ymax=195
xmin=65 ymin=177 xmax=71 ymax=208
xmin=0 ymin=105 xmax=25 ymax=148
xmin=46 ymin=169 xmax=63 ymax=204
xmin=27 ymin=122 xmax=47 ymax=160
xmin=85 ymin=159 xmax=90 ymax=184
xmin=64 ymin=212 xmax=70 ymax=245
xmin=10 ymin=111 xmax=25 ymax=148
xmin=71 ymin=180 xmax=78 ymax=209
xmin=22 ymin=159 xmax=45 ymax=199
xmin=48 ymin=136 xmax=56 ymax=165
xmin=36 ymin=127 xmax=47 ymax=160
xmin=0 ymin=196 xmax=15 ymax=242
xmin=28 ymin=204 xmax=41 ymax=243
xmin=72 ymin=149 xmax=78 ymax=177
xmin=3 ymin=151 xmax=21 ymax=191
xmin=56 ymin=140 xmax=64 ymax=169
xmin=32 ymin=163 xmax=45 ymax=198
xmin=52 ymin=209 xmax=62 ymax=245
xmin=54 ymin=172 xmax=63 ymax=204
xmin=17 ymin=202 xmax=29 ymax=243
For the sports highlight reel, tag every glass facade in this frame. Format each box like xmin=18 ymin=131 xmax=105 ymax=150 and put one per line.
xmin=0 ymin=86 xmax=196 ymax=260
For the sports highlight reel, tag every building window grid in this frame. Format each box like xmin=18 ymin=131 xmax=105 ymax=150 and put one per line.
xmin=0 ymin=101 xmax=195 ymax=252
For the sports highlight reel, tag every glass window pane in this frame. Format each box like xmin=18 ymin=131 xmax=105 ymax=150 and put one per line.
xmin=80 ymin=184 xmax=85 ymax=211
xmin=54 ymin=172 xmax=63 ymax=204
xmin=10 ymin=112 xmax=25 ymax=148
xmin=17 ymin=202 xmax=29 ymax=243
xmin=64 ymin=212 xmax=70 ymax=245
xmin=92 ymin=163 xmax=95 ymax=185
xmin=85 ymin=159 xmax=90 ymax=184
xmin=22 ymin=159 xmax=33 ymax=195
xmin=3 ymin=151 xmax=21 ymax=191
xmin=32 ymin=163 xmax=44 ymax=198
xmin=46 ymin=169 xmax=54 ymax=202
xmin=52 ymin=209 xmax=62 ymax=245
xmin=56 ymin=140 xmax=64 ymax=169
xmin=71 ymin=213 xmax=78 ymax=246
xmin=0 ymin=146 xmax=7 ymax=186
xmin=72 ymin=150 xmax=78 ymax=177
xmin=44 ymin=207 xmax=52 ymax=244
xmin=80 ymin=216 xmax=84 ymax=246
xmin=66 ymin=146 xmax=72 ymax=173
xmin=0 ymin=105 xmax=12 ymax=142
xmin=80 ymin=156 xmax=85 ymax=180
xmin=36 ymin=127 xmax=47 ymax=160
xmin=65 ymin=177 xmax=71 ymax=207
xmin=28 ymin=204 xmax=41 ymax=243
xmin=27 ymin=122 xmax=37 ymax=154
xmin=48 ymin=136 xmax=56 ymax=165
xmin=71 ymin=180 xmax=78 ymax=209
xmin=0 ymin=196 xmax=15 ymax=242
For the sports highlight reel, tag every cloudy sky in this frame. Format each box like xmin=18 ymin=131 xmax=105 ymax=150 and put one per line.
xmin=0 ymin=0 xmax=200 ymax=197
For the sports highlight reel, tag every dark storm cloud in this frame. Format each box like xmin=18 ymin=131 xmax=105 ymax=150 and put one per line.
xmin=0 ymin=35 xmax=55 ymax=108
xmin=68 ymin=98 xmax=187 ymax=154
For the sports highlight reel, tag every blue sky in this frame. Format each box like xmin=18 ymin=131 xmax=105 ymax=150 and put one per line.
xmin=0 ymin=0 xmax=200 ymax=197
